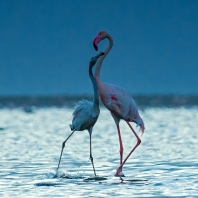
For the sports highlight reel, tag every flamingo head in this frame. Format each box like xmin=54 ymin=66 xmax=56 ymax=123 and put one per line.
xmin=92 ymin=31 xmax=108 ymax=51
xmin=90 ymin=52 xmax=105 ymax=67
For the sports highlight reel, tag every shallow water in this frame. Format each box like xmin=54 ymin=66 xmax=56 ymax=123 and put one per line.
xmin=0 ymin=106 xmax=198 ymax=197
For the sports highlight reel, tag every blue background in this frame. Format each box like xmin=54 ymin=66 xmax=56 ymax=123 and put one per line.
xmin=0 ymin=0 xmax=198 ymax=95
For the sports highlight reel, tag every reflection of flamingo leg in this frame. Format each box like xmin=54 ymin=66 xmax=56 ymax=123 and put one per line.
xmin=116 ymin=124 xmax=123 ymax=171
xmin=115 ymin=121 xmax=141 ymax=176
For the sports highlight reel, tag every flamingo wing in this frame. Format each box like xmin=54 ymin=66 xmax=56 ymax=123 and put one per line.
xmin=72 ymin=100 xmax=93 ymax=121
xmin=70 ymin=100 xmax=99 ymax=131
xmin=99 ymin=83 xmax=143 ymax=125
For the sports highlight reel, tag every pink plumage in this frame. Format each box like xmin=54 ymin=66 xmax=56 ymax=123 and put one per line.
xmin=98 ymin=81 xmax=144 ymax=132
xmin=93 ymin=31 xmax=145 ymax=177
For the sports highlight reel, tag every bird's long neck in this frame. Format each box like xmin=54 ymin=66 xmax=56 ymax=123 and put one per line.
xmin=95 ymin=34 xmax=113 ymax=82
xmin=89 ymin=65 xmax=99 ymax=107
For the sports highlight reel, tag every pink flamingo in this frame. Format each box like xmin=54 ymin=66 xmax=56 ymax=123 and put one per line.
xmin=93 ymin=31 xmax=145 ymax=177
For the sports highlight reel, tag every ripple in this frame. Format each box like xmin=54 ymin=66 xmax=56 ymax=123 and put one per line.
xmin=0 ymin=107 xmax=198 ymax=197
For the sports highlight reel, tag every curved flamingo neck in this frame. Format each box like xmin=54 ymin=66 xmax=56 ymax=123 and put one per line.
xmin=89 ymin=64 xmax=99 ymax=107
xmin=94 ymin=33 xmax=113 ymax=82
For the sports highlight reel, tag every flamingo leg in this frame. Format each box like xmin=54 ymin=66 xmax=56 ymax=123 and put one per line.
xmin=115 ymin=121 xmax=141 ymax=176
xmin=116 ymin=124 xmax=124 ymax=172
xmin=89 ymin=132 xmax=96 ymax=176
xmin=57 ymin=130 xmax=75 ymax=170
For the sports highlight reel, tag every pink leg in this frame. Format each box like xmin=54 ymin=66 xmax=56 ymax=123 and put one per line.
xmin=115 ymin=121 xmax=141 ymax=176
xmin=116 ymin=124 xmax=124 ymax=172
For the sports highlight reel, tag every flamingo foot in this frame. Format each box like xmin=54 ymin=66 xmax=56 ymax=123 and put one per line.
xmin=115 ymin=167 xmax=125 ymax=177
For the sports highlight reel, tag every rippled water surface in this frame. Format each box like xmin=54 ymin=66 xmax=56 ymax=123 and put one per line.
xmin=0 ymin=106 xmax=198 ymax=197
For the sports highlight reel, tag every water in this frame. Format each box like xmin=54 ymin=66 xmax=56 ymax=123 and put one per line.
xmin=0 ymin=106 xmax=198 ymax=197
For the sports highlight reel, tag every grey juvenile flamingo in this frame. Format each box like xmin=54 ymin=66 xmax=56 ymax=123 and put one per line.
xmin=57 ymin=52 xmax=104 ymax=176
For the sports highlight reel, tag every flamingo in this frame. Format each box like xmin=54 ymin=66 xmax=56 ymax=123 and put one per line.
xmin=92 ymin=31 xmax=145 ymax=177
xmin=57 ymin=52 xmax=104 ymax=177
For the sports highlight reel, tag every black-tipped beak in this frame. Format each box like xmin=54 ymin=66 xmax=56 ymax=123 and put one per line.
xmin=93 ymin=43 xmax=98 ymax=51
xmin=90 ymin=52 xmax=105 ymax=66
xmin=97 ymin=52 xmax=105 ymax=58
xmin=92 ymin=34 xmax=101 ymax=51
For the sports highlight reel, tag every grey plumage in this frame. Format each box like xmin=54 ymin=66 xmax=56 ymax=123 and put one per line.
xmin=57 ymin=52 xmax=104 ymax=176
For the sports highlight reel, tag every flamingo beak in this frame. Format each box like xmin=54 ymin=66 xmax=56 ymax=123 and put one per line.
xmin=92 ymin=34 xmax=101 ymax=51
